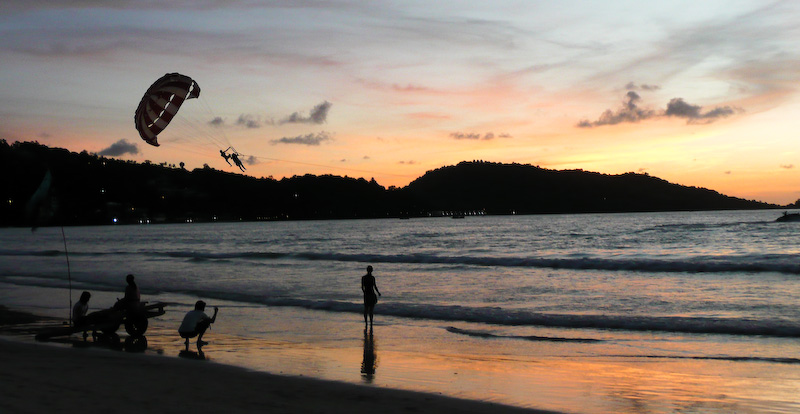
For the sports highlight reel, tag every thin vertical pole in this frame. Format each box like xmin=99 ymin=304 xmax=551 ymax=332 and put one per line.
xmin=61 ymin=226 xmax=72 ymax=325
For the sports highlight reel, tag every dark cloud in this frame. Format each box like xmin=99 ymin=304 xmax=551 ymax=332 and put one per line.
xmin=209 ymin=117 xmax=224 ymax=126
xmin=579 ymin=93 xmax=740 ymax=128
xmin=577 ymin=91 xmax=656 ymax=128
xmin=450 ymin=132 xmax=482 ymax=140
xmin=270 ymin=131 xmax=332 ymax=146
xmin=665 ymin=98 xmax=737 ymax=124
xmin=98 ymin=139 xmax=139 ymax=156
xmin=450 ymin=132 xmax=507 ymax=140
xmin=236 ymin=114 xmax=261 ymax=129
xmin=780 ymin=164 xmax=794 ymax=170
xmin=626 ymin=82 xmax=660 ymax=91
xmin=398 ymin=160 xmax=418 ymax=165
xmin=245 ymin=156 xmax=259 ymax=166
xmin=279 ymin=101 xmax=332 ymax=125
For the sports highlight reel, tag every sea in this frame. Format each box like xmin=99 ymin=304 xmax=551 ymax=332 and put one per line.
xmin=1 ymin=210 xmax=799 ymax=413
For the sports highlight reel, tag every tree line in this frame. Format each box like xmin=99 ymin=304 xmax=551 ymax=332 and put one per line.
xmin=0 ymin=141 xmax=778 ymax=227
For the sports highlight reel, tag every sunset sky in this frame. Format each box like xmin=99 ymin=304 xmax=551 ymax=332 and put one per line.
xmin=1 ymin=1 xmax=799 ymax=204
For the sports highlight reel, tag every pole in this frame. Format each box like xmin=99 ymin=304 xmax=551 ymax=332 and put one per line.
xmin=61 ymin=226 xmax=73 ymax=325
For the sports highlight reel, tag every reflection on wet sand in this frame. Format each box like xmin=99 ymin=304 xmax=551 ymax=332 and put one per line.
xmin=68 ymin=333 xmax=149 ymax=353
xmin=179 ymin=348 xmax=206 ymax=360
xmin=361 ymin=327 xmax=377 ymax=382
xmin=179 ymin=337 xmax=208 ymax=360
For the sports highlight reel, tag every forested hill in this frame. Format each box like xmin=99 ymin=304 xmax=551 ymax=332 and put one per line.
xmin=405 ymin=161 xmax=776 ymax=214
xmin=1 ymin=141 xmax=777 ymax=226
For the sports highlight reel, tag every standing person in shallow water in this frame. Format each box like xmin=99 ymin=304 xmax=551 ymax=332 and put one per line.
xmin=361 ymin=265 xmax=382 ymax=326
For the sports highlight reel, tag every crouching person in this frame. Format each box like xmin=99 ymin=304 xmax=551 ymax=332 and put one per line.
xmin=178 ymin=300 xmax=218 ymax=349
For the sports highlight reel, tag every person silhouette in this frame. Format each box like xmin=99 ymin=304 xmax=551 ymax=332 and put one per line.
xmin=361 ymin=265 xmax=381 ymax=325
xmin=124 ymin=274 xmax=140 ymax=303
xmin=178 ymin=300 xmax=219 ymax=349
xmin=72 ymin=291 xmax=92 ymax=326
xmin=220 ymin=149 xmax=232 ymax=166
xmin=230 ymin=152 xmax=246 ymax=172
xmin=113 ymin=274 xmax=141 ymax=311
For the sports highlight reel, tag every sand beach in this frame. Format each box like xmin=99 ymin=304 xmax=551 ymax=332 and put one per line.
xmin=0 ymin=306 xmax=549 ymax=414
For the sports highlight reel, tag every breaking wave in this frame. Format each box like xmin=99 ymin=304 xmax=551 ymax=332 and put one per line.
xmin=4 ymin=248 xmax=799 ymax=275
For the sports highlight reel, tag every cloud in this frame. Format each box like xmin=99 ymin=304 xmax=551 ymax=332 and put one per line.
xmin=450 ymin=131 xmax=509 ymax=140
xmin=391 ymin=83 xmax=429 ymax=92
xmin=625 ymin=82 xmax=660 ymax=91
xmin=271 ymin=131 xmax=332 ymax=146
xmin=279 ymin=101 xmax=332 ymax=125
xmin=578 ymin=93 xmax=740 ymax=128
xmin=98 ymin=139 xmax=139 ymax=156
xmin=780 ymin=164 xmax=794 ymax=169
xmin=245 ymin=155 xmax=259 ymax=166
xmin=209 ymin=117 xmax=225 ymax=127
xmin=577 ymin=91 xmax=657 ymax=128
xmin=236 ymin=114 xmax=261 ymax=129
xmin=398 ymin=160 xmax=418 ymax=165
xmin=665 ymin=98 xmax=737 ymax=124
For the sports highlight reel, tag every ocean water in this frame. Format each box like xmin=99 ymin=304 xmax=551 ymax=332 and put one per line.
xmin=2 ymin=210 xmax=800 ymax=413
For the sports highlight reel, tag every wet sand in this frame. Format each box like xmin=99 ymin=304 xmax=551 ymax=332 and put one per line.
xmin=0 ymin=306 xmax=553 ymax=414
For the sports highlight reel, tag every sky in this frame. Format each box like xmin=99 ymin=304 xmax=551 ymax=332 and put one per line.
xmin=1 ymin=1 xmax=799 ymax=204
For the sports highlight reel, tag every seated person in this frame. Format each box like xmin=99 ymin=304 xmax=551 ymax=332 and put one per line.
xmin=72 ymin=291 xmax=92 ymax=326
xmin=72 ymin=291 xmax=109 ymax=328
xmin=113 ymin=274 xmax=141 ymax=311
xmin=178 ymin=300 xmax=218 ymax=347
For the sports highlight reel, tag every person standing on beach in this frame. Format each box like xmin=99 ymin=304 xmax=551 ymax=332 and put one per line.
xmin=361 ymin=265 xmax=382 ymax=326
xmin=179 ymin=300 xmax=218 ymax=348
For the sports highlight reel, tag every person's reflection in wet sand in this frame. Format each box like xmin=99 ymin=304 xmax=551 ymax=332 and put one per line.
xmin=179 ymin=343 xmax=206 ymax=360
xmin=361 ymin=327 xmax=377 ymax=382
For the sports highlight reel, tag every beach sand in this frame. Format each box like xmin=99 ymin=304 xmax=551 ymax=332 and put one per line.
xmin=0 ymin=306 xmax=553 ymax=414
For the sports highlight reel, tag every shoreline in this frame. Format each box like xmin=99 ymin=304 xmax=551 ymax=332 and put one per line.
xmin=0 ymin=306 xmax=555 ymax=414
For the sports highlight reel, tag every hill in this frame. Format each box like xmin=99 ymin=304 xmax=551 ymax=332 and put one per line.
xmin=0 ymin=141 xmax=776 ymax=226
xmin=405 ymin=161 xmax=774 ymax=215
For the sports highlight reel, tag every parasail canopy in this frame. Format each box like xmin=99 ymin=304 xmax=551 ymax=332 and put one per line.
xmin=134 ymin=73 xmax=200 ymax=147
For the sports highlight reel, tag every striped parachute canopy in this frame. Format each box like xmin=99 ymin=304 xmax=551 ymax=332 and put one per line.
xmin=134 ymin=73 xmax=200 ymax=147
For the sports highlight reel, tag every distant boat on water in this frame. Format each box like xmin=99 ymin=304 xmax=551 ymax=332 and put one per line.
xmin=776 ymin=212 xmax=800 ymax=222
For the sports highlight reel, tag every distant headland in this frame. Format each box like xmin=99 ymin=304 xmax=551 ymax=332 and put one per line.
xmin=1 ymin=140 xmax=787 ymax=227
